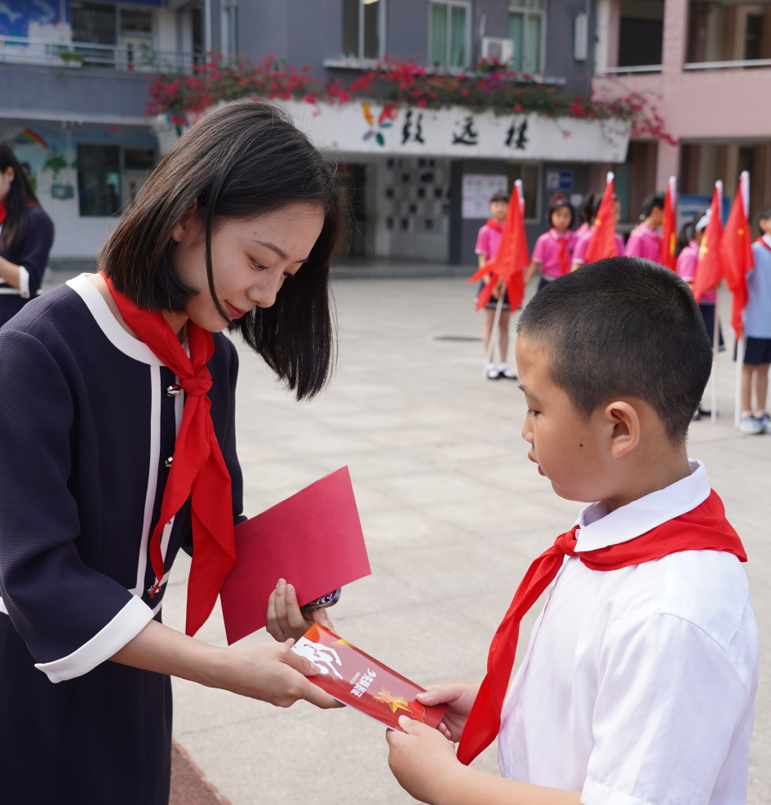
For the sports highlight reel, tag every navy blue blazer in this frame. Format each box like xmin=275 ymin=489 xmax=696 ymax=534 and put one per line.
xmin=0 ymin=274 xmax=245 ymax=804
xmin=0 ymin=205 xmax=54 ymax=327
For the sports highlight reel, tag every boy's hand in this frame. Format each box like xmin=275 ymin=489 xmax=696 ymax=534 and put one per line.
xmin=387 ymin=716 xmax=464 ymax=804
xmin=416 ymin=682 xmax=478 ymax=742
xmin=267 ymin=578 xmax=334 ymax=642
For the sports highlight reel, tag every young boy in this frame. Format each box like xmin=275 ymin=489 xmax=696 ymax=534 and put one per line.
xmin=625 ymin=192 xmax=665 ymax=263
xmin=387 ymin=258 xmax=757 ymax=805
xmin=740 ymin=207 xmax=771 ymax=433
xmin=475 ymin=191 xmax=516 ymax=380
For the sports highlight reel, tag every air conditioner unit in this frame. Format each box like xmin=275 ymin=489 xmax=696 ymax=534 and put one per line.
xmin=481 ymin=37 xmax=514 ymax=65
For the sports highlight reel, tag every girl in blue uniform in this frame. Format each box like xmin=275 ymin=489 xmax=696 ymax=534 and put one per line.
xmin=0 ymin=142 xmax=54 ymax=327
xmin=0 ymin=101 xmax=344 ymax=805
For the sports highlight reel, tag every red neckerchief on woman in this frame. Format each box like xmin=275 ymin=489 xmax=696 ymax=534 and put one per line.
xmin=0 ymin=202 xmax=6 ymax=225
xmin=456 ymin=489 xmax=746 ymax=765
xmin=103 ymin=274 xmax=237 ymax=637
xmin=485 ymin=218 xmax=504 ymax=233
xmin=549 ymin=228 xmax=571 ymax=275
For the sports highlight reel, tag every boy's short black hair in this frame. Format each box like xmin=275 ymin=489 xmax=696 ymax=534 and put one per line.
xmin=490 ymin=191 xmax=510 ymax=204
xmin=642 ymin=192 xmax=666 ymax=218
xmin=757 ymin=206 xmax=771 ymax=224
xmin=518 ymin=257 xmax=712 ymax=444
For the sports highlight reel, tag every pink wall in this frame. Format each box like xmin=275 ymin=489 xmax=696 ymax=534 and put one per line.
xmin=593 ymin=0 xmax=771 ymax=189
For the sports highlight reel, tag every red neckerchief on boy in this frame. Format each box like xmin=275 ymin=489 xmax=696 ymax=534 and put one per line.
xmin=756 ymin=236 xmax=771 ymax=252
xmin=485 ymin=218 xmax=504 ymax=233
xmin=456 ymin=489 xmax=746 ymax=765
xmin=549 ymin=228 xmax=571 ymax=275
xmin=102 ymin=274 xmax=237 ymax=637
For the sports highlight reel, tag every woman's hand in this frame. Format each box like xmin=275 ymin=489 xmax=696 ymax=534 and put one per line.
xmin=416 ymin=682 xmax=478 ymax=742
xmin=110 ymin=619 xmax=342 ymax=710
xmin=267 ymin=578 xmax=334 ymax=642
xmin=387 ymin=716 xmax=465 ymax=804
xmin=214 ymin=638 xmax=342 ymax=709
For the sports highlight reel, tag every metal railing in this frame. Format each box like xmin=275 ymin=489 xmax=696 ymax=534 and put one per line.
xmin=684 ymin=57 xmax=771 ymax=70
xmin=595 ymin=64 xmax=662 ymax=75
xmin=0 ymin=34 xmax=197 ymax=73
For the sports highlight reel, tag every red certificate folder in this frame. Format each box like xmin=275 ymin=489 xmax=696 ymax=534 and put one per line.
xmin=292 ymin=624 xmax=448 ymax=731
xmin=220 ymin=467 xmax=371 ymax=644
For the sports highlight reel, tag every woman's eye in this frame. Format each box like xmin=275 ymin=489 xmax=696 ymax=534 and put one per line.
xmin=282 ymin=272 xmax=295 ymax=281
xmin=251 ymin=260 xmax=268 ymax=271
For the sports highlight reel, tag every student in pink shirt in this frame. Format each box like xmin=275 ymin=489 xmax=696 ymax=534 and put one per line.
xmin=676 ymin=209 xmax=723 ymax=421
xmin=571 ymin=194 xmax=624 ymax=270
xmin=625 ymin=193 xmax=665 ymax=264
xmin=524 ymin=201 xmax=576 ymax=291
xmin=574 ymin=193 xmax=594 ymax=241
xmin=475 ymin=191 xmax=517 ymax=380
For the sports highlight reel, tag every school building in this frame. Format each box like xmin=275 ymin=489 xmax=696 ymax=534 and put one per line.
xmin=0 ymin=0 xmax=650 ymax=267
xmin=592 ymin=0 xmax=771 ymax=228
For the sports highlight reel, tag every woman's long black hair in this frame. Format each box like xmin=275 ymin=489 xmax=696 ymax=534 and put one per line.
xmin=101 ymin=100 xmax=347 ymax=400
xmin=0 ymin=142 xmax=47 ymax=254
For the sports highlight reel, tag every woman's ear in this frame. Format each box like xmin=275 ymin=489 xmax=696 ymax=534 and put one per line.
xmin=171 ymin=199 xmax=199 ymax=243
xmin=604 ymin=400 xmax=640 ymax=458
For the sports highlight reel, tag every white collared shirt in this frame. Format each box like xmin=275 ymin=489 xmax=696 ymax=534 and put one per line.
xmin=498 ymin=461 xmax=758 ymax=805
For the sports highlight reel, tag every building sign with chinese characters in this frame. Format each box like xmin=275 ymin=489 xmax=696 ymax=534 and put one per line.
xmin=278 ymin=100 xmax=631 ymax=163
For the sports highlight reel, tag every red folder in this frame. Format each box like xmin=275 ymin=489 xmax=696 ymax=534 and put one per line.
xmin=220 ymin=467 xmax=371 ymax=644
xmin=292 ymin=624 xmax=448 ymax=731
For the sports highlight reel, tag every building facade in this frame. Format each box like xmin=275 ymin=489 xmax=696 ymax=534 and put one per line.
xmin=1 ymin=0 xmax=627 ymax=267
xmin=593 ymin=0 xmax=771 ymax=231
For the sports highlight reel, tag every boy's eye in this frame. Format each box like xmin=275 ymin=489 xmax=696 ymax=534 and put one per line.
xmin=527 ymin=409 xmax=540 ymax=417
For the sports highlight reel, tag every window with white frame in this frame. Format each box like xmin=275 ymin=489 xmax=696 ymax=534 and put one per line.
xmin=429 ymin=1 xmax=470 ymax=69
xmin=342 ymin=0 xmax=384 ymax=61
xmin=221 ymin=0 xmax=238 ymax=58
xmin=71 ymin=2 xmax=154 ymax=70
xmin=508 ymin=0 xmax=546 ymax=74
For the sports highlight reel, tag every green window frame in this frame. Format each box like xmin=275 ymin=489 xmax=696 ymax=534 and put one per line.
xmin=508 ymin=0 xmax=546 ymax=74
xmin=429 ymin=1 xmax=470 ymax=69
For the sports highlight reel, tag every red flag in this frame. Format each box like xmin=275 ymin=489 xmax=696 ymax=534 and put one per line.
xmin=468 ymin=181 xmax=529 ymax=311
xmin=585 ymin=172 xmax=619 ymax=264
xmin=720 ymin=172 xmax=753 ymax=339
xmin=660 ymin=176 xmax=678 ymax=271
xmin=693 ymin=182 xmax=723 ymax=303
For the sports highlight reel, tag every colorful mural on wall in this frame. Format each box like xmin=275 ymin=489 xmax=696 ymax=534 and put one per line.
xmin=0 ymin=0 xmax=65 ymax=37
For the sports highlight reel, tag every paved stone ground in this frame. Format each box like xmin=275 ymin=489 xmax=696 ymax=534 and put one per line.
xmin=45 ymin=271 xmax=771 ymax=804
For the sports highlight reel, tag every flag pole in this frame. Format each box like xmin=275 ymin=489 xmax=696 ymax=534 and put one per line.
xmin=711 ymin=287 xmax=719 ymax=424
xmin=485 ymin=291 xmax=505 ymax=373
xmin=734 ymin=334 xmax=745 ymax=429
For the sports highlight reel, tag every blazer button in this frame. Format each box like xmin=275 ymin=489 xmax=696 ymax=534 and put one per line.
xmin=164 ymin=456 xmax=173 ymax=468
xmin=166 ymin=384 xmax=182 ymax=397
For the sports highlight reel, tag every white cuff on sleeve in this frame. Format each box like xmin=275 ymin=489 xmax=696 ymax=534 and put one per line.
xmin=582 ymin=776 xmax=650 ymax=805
xmin=18 ymin=266 xmax=30 ymax=299
xmin=35 ymin=595 xmax=154 ymax=683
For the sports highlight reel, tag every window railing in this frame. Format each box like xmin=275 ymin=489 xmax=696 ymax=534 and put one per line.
xmin=684 ymin=58 xmax=771 ymax=70
xmin=595 ymin=64 xmax=662 ymax=75
xmin=0 ymin=34 xmax=196 ymax=73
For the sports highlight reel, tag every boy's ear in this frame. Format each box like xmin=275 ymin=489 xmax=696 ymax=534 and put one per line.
xmin=603 ymin=400 xmax=640 ymax=458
